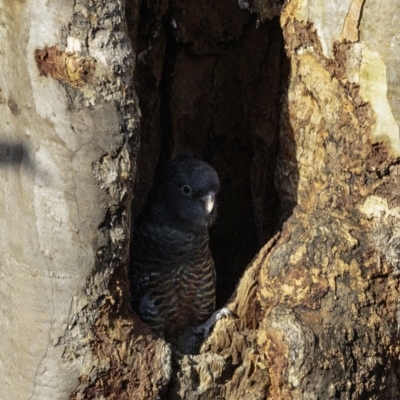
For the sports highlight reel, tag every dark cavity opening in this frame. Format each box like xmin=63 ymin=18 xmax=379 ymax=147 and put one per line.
xmin=126 ymin=0 xmax=289 ymax=307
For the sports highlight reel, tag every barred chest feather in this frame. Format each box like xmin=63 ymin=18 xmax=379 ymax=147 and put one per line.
xmin=130 ymin=220 xmax=216 ymax=341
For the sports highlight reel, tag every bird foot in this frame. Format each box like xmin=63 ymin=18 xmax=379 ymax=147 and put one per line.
xmin=193 ymin=307 xmax=234 ymax=338
xmin=178 ymin=308 xmax=234 ymax=354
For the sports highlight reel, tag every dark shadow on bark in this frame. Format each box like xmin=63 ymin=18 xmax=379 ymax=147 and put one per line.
xmin=0 ymin=140 xmax=24 ymax=164
xmin=0 ymin=139 xmax=36 ymax=174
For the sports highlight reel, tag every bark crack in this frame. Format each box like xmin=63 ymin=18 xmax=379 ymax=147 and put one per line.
xmin=340 ymin=0 xmax=367 ymax=42
xmin=158 ymin=11 xmax=178 ymax=166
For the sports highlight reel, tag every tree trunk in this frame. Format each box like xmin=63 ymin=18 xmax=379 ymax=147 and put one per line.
xmin=126 ymin=0 xmax=400 ymax=399
xmin=2 ymin=0 xmax=400 ymax=399
xmin=0 ymin=1 xmax=171 ymax=399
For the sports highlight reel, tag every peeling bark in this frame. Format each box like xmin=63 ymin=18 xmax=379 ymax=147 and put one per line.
xmin=35 ymin=46 xmax=95 ymax=87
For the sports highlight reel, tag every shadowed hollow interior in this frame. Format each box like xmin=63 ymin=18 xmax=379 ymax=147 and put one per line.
xmin=126 ymin=0 xmax=288 ymax=306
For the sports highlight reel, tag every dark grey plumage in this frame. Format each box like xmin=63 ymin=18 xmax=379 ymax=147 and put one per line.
xmin=130 ymin=154 xmax=219 ymax=348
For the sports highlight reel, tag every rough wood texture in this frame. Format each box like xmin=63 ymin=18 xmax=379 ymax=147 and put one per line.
xmin=260 ymin=1 xmax=400 ymax=397
xmin=0 ymin=1 xmax=171 ymax=399
xmin=134 ymin=0 xmax=400 ymax=399
xmin=166 ymin=234 xmax=279 ymax=400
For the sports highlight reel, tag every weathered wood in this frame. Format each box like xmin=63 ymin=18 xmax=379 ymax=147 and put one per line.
xmin=0 ymin=1 xmax=171 ymax=399
xmin=260 ymin=1 xmax=400 ymax=397
xmin=157 ymin=0 xmax=400 ymax=399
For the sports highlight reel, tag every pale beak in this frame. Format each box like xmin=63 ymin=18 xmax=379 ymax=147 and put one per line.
xmin=202 ymin=192 xmax=215 ymax=214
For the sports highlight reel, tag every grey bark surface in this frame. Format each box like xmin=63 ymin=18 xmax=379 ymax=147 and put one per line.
xmin=0 ymin=1 xmax=171 ymax=399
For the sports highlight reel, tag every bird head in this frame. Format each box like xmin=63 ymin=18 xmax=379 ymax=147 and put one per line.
xmin=154 ymin=154 xmax=220 ymax=232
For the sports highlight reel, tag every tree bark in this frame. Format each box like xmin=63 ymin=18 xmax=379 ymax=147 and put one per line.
xmin=0 ymin=1 xmax=171 ymax=399
xmin=262 ymin=2 xmax=400 ymax=397
xmin=144 ymin=0 xmax=400 ymax=399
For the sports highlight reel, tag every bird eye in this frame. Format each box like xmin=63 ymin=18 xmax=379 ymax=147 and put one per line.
xmin=182 ymin=185 xmax=192 ymax=195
